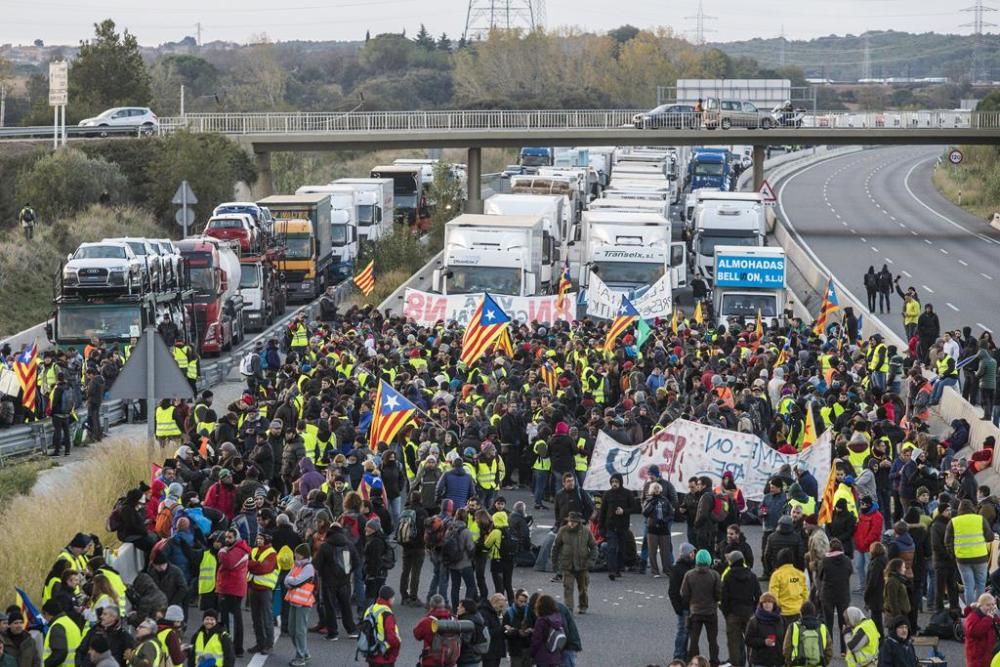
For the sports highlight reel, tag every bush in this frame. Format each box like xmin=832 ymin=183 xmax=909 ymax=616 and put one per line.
xmin=14 ymin=148 xmax=128 ymax=221
xmin=0 ymin=144 xmax=46 ymax=233
xmin=369 ymin=228 xmax=429 ymax=277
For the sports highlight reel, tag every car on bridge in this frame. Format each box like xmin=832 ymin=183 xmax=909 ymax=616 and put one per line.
xmin=78 ymin=107 xmax=159 ymax=136
xmin=633 ymin=104 xmax=697 ymax=129
xmin=702 ymin=98 xmax=773 ymax=130
xmin=62 ymin=241 xmax=145 ymax=295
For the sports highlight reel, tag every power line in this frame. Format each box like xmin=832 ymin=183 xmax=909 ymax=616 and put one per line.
xmin=685 ymin=0 xmax=717 ymax=46
xmin=961 ymin=0 xmax=997 ymax=82
xmin=463 ymin=0 xmax=546 ymax=41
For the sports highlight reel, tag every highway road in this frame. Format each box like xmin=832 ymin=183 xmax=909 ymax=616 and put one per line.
xmin=778 ymin=145 xmax=1000 ymax=340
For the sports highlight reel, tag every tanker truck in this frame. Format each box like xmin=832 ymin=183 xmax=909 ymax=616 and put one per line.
xmin=177 ymin=236 xmax=246 ymax=355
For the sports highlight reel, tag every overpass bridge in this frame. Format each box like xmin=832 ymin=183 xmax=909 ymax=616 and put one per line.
xmin=153 ymin=108 xmax=1000 ymax=210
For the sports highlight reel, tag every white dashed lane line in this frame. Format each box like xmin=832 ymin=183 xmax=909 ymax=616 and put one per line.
xmin=982 ymin=273 xmax=993 ymax=280
xmin=939 ymin=248 xmax=949 ymax=254
xmin=922 ymin=285 xmax=935 ymax=293
xmin=901 ymin=270 xmax=912 ymax=278
xmin=946 ymin=303 xmax=960 ymax=312
xmin=959 ymin=260 xmax=969 ymax=266
xmin=978 ymin=322 xmax=994 ymax=333
xmin=885 ymin=257 xmax=894 ymax=264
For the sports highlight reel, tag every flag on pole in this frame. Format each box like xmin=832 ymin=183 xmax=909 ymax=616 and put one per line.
xmin=14 ymin=586 xmax=45 ymax=631
xmin=369 ymin=380 xmax=417 ymax=447
xmin=800 ymin=404 xmax=818 ymax=450
xmin=460 ymin=293 xmax=511 ymax=367
xmin=539 ymin=361 xmax=557 ymax=394
xmin=754 ymin=308 xmax=764 ymax=340
xmin=670 ymin=309 xmax=679 ymax=335
xmin=773 ymin=337 xmax=791 ymax=368
xmin=603 ymin=296 xmax=639 ymax=352
xmin=12 ymin=342 xmax=38 ymax=412
xmin=556 ymin=259 xmax=571 ymax=309
xmin=693 ymin=301 xmax=704 ymax=325
xmin=491 ymin=326 xmax=515 ymax=357
xmin=635 ymin=318 xmax=653 ymax=349
xmin=812 ymin=278 xmax=840 ymax=335
xmin=817 ymin=464 xmax=839 ymax=525
xmin=353 ymin=260 xmax=375 ymax=296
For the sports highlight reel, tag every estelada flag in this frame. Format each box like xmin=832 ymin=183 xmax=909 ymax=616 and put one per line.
xmin=556 ymin=260 xmax=571 ymax=309
xmin=812 ymin=278 xmax=840 ymax=336
xmin=540 ymin=361 xmax=557 ymax=394
xmin=603 ymin=295 xmax=639 ymax=352
xmin=15 ymin=586 xmax=45 ymax=631
xmin=693 ymin=301 xmax=704 ymax=325
xmin=800 ymin=404 xmax=817 ymax=450
xmin=460 ymin=293 xmax=511 ymax=367
xmin=369 ymin=380 xmax=417 ymax=447
xmin=754 ymin=308 xmax=764 ymax=340
xmin=490 ymin=325 xmax=515 ymax=357
xmin=353 ymin=260 xmax=375 ymax=296
xmin=13 ymin=342 xmax=39 ymax=411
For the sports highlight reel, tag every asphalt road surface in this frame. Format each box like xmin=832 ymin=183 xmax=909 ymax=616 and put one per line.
xmin=238 ymin=487 xmax=966 ymax=667
xmin=777 ymin=145 xmax=1000 ymax=340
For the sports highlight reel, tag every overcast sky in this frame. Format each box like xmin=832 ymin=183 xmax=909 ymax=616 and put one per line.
xmin=0 ymin=0 xmax=975 ymax=47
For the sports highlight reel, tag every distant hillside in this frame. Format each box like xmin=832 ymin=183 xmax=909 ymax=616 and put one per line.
xmin=714 ymin=30 xmax=998 ymax=82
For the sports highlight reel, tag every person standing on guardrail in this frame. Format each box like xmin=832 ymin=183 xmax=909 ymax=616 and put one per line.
xmin=18 ymin=203 xmax=35 ymax=241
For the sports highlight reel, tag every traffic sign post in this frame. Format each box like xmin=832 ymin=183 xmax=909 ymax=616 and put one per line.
xmin=758 ymin=178 xmax=777 ymax=206
xmin=48 ymin=61 xmax=68 ymax=149
xmin=172 ymin=181 xmax=198 ymax=237
xmin=948 ymin=149 xmax=964 ymax=165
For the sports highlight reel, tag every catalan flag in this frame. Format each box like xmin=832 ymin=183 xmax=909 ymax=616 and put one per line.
xmin=817 ymin=461 xmax=839 ymax=525
xmin=556 ymin=260 xmax=571 ymax=309
xmin=670 ymin=308 xmax=679 ymax=335
xmin=490 ymin=326 xmax=515 ymax=357
xmin=800 ymin=403 xmax=818 ymax=450
xmin=15 ymin=586 xmax=45 ymax=631
xmin=540 ymin=361 xmax=557 ymax=394
xmin=460 ymin=293 xmax=511 ymax=367
xmin=693 ymin=300 xmax=704 ymax=325
xmin=353 ymin=260 xmax=375 ymax=296
xmin=754 ymin=308 xmax=764 ymax=340
xmin=369 ymin=380 xmax=417 ymax=447
xmin=773 ymin=337 xmax=791 ymax=368
xmin=812 ymin=278 xmax=840 ymax=335
xmin=13 ymin=342 xmax=39 ymax=412
xmin=855 ymin=314 xmax=864 ymax=345
xmin=603 ymin=295 xmax=639 ymax=352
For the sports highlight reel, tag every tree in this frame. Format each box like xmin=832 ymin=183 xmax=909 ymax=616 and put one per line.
xmin=68 ymin=19 xmax=151 ymax=121
xmin=365 ymin=30 xmax=371 ymax=42
xmin=223 ymin=43 xmax=287 ymax=111
xmin=608 ymin=25 xmax=640 ymax=46
xmin=414 ymin=24 xmax=435 ymax=50
xmin=977 ymin=89 xmax=1000 ymax=112
xmin=437 ymin=33 xmax=452 ymax=51
xmin=15 ymin=148 xmax=128 ymax=219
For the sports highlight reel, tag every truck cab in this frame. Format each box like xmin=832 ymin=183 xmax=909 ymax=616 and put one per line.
xmin=239 ymin=248 xmax=287 ymax=332
xmin=688 ymin=148 xmax=732 ymax=191
xmin=177 ymin=237 xmax=245 ymax=355
xmin=370 ymin=164 xmax=429 ymax=230
xmin=580 ymin=211 xmax=686 ymax=293
xmin=332 ymin=178 xmax=395 ymax=243
xmin=712 ymin=246 xmax=787 ymax=329
xmin=295 ymin=184 xmax=360 ymax=278
xmin=518 ymin=147 xmax=554 ymax=174
xmin=258 ymin=194 xmax=334 ymax=301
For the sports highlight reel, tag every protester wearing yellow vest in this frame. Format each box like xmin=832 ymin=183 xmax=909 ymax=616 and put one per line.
xmin=945 ymin=500 xmax=993 ymax=602
xmin=155 ymin=399 xmax=182 ymax=449
xmin=156 ymin=606 xmax=187 ymax=667
xmin=475 ymin=445 xmax=504 ymax=508
xmin=131 ymin=619 xmax=164 ymax=667
xmin=198 ymin=546 xmax=218 ymax=611
xmin=783 ymin=604 xmax=832 ymax=666
xmin=843 ymin=607 xmax=880 ymax=667
xmin=531 ymin=437 xmax=551 ymax=511
xmin=247 ymin=534 xmax=278 ymax=654
xmin=41 ymin=603 xmax=81 ymax=667
xmin=190 ymin=610 xmax=234 ymax=667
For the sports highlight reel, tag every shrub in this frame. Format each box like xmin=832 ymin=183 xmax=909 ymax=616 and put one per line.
xmin=14 ymin=148 xmax=128 ymax=221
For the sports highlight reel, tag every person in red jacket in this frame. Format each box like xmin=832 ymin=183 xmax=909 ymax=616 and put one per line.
xmin=204 ymin=469 xmax=238 ymax=520
xmin=412 ymin=594 xmax=457 ymax=667
xmin=247 ymin=532 xmax=278 ymax=655
xmin=963 ymin=593 xmax=999 ymax=667
xmin=852 ymin=497 xmax=883 ymax=593
xmin=364 ymin=585 xmax=401 ymax=666
xmin=216 ymin=528 xmax=250 ymax=657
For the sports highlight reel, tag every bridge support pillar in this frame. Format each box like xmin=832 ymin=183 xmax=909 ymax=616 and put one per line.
xmin=465 ymin=146 xmax=483 ymax=214
xmin=253 ymin=150 xmax=274 ymax=199
xmin=752 ymin=144 xmax=765 ymax=193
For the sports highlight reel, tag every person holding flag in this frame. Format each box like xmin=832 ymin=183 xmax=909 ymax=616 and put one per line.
xmin=369 ymin=381 xmax=418 ymax=449
xmin=813 ymin=278 xmax=840 ymax=336
xmin=354 ymin=260 xmax=376 ymax=297
xmin=12 ymin=342 xmax=39 ymax=422
xmin=556 ymin=260 xmax=572 ymax=310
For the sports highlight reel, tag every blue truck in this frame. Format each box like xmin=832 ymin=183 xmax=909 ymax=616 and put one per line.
xmin=688 ymin=147 xmax=732 ymax=191
xmin=518 ymin=147 xmax=554 ymax=174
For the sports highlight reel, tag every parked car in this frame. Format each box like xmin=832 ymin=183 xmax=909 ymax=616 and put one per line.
xmin=62 ymin=241 xmax=144 ymax=295
xmin=203 ymin=214 xmax=259 ymax=254
xmin=151 ymin=239 xmax=183 ymax=288
xmin=78 ymin=107 xmax=158 ymax=135
xmin=104 ymin=237 xmax=163 ymax=290
xmin=633 ymin=104 xmax=697 ymax=129
xmin=702 ymin=98 xmax=773 ymax=130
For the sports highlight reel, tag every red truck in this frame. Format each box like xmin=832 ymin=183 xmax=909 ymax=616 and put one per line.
xmin=177 ymin=237 xmax=246 ymax=355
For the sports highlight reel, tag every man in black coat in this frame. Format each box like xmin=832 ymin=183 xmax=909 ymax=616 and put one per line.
xmin=720 ymin=551 xmax=761 ymax=667
xmin=668 ymin=543 xmax=696 ymax=661
xmin=763 ymin=515 xmax=805 ymax=573
xmin=553 ymin=472 xmax=594 ymax=528
xmin=599 ymin=473 xmax=638 ymax=580
xmin=313 ymin=523 xmax=360 ymax=639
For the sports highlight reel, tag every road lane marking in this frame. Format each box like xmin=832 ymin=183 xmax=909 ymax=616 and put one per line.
xmin=939 ymin=248 xmax=949 ymax=254
xmin=982 ymin=273 xmax=993 ymax=280
xmin=946 ymin=302 xmax=959 ymax=311
xmin=904 ymin=157 xmax=1000 ymax=246
xmin=861 ymin=237 xmax=867 ymax=242
xmin=922 ymin=285 xmax=935 ymax=293
xmin=924 ymin=239 xmax=933 ymax=244
xmin=911 ymin=231 xmax=919 ymax=236
xmin=959 ymin=260 xmax=968 ymax=266
xmin=870 ymin=246 xmax=878 ymax=252
xmin=901 ymin=270 xmax=912 ymax=277
xmin=977 ymin=322 xmax=994 ymax=333
xmin=885 ymin=257 xmax=893 ymax=264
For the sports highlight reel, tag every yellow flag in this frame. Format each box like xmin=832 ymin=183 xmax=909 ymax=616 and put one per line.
xmin=754 ymin=308 xmax=764 ymax=340
xmin=670 ymin=309 xmax=678 ymax=334
xmin=694 ymin=301 xmax=704 ymax=325
xmin=800 ymin=404 xmax=817 ymax=450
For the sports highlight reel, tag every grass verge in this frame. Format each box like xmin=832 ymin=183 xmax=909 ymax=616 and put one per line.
xmin=0 ymin=457 xmax=53 ymax=505
xmin=930 ymin=147 xmax=1000 ymax=220
xmin=0 ymin=438 xmax=163 ymax=603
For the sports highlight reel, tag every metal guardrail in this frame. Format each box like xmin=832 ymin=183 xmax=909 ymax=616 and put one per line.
xmin=0 ymin=125 xmax=152 ymax=140
xmin=152 ymin=109 xmax=999 ymax=136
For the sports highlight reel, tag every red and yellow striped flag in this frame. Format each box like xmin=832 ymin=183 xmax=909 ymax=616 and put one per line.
xmin=13 ymin=342 xmax=39 ymax=412
xmin=812 ymin=279 xmax=840 ymax=336
xmin=490 ymin=326 xmax=515 ymax=357
xmin=353 ymin=260 xmax=375 ymax=296
xmin=754 ymin=308 xmax=764 ymax=340
xmin=540 ymin=361 xmax=557 ymax=394
xmin=817 ymin=462 xmax=839 ymax=525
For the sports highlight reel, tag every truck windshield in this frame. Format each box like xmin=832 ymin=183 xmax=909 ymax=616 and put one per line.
xmin=74 ymin=246 xmax=125 ymax=260
xmin=520 ymin=155 xmax=550 ymax=167
xmin=720 ymin=293 xmax=778 ymax=318
xmin=357 ymin=205 xmax=375 ymax=226
xmin=284 ymin=237 xmax=312 ymax=259
xmin=331 ymin=224 xmax=348 ymax=246
xmin=188 ymin=267 xmax=215 ymax=294
xmin=593 ymin=261 xmax=665 ymax=287
xmin=239 ymin=264 xmax=259 ymax=288
xmin=57 ymin=304 xmax=141 ymax=341
xmin=449 ymin=266 xmax=521 ymax=296
xmin=697 ymin=235 xmax=757 ymax=256
xmin=693 ymin=162 xmax=725 ymax=176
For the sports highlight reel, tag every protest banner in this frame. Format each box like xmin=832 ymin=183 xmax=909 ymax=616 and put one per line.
xmin=402 ymin=289 xmax=576 ymax=327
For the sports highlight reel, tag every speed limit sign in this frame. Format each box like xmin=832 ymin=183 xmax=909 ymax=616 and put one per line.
xmin=949 ymin=149 xmax=964 ymax=165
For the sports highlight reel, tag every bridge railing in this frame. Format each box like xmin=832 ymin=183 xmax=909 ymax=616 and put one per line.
xmin=154 ymin=108 xmax=1000 ymax=136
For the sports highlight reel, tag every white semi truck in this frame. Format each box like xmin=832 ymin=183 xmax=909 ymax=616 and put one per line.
xmin=332 ymin=177 xmax=395 ymax=242
xmin=692 ymin=199 xmax=767 ymax=283
xmin=578 ymin=211 xmax=687 ymax=292
xmin=432 ymin=214 xmax=553 ymax=297
xmin=712 ymin=246 xmax=787 ymax=329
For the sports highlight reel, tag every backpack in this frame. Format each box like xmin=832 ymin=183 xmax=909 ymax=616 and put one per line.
xmin=107 ymin=496 xmax=126 ymax=533
xmin=429 ymin=621 xmax=462 ymax=666
xmin=710 ymin=493 xmax=730 ymax=523
xmin=424 ymin=516 xmax=448 ymax=553
xmin=469 ymin=621 xmax=491 ymax=657
xmin=341 ymin=513 xmax=363 ymax=545
xmin=355 ymin=608 xmax=389 ymax=659
xmin=441 ymin=527 xmax=464 ymax=566
xmin=21 ymin=209 xmax=34 ymax=223
xmin=378 ymin=537 xmax=397 ymax=573
xmin=331 ymin=544 xmax=354 ymax=577
xmin=419 ymin=469 xmax=441 ymax=508
xmin=154 ymin=505 xmax=174 ymax=538
xmin=795 ymin=625 xmax=826 ymax=667
xmin=498 ymin=527 xmax=518 ymax=559
xmin=239 ymin=352 xmax=255 ymax=376
xmin=545 ymin=621 xmax=567 ymax=654
xmin=397 ymin=509 xmax=419 ymax=546
xmin=534 ymin=441 xmax=549 ymax=461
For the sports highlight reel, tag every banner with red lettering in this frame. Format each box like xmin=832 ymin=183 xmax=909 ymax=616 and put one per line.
xmin=583 ymin=418 xmax=832 ymax=502
xmin=402 ymin=289 xmax=577 ymax=327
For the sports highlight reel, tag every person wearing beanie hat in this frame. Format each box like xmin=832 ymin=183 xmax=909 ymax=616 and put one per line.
xmin=599 ymin=472 xmax=638 ymax=580
xmin=363 ymin=518 xmax=391 ymax=608
xmin=189 ymin=608 xmax=235 ymax=667
xmin=720 ymin=544 xmax=760 ymax=667
xmin=2 ymin=603 xmax=39 ymax=667
xmin=154 ymin=605 xmax=188 ymax=667
xmin=359 ymin=586 xmax=400 ymax=666
xmin=744 ymin=592 xmax=786 ymax=667
xmin=669 ymin=543 xmax=698 ymax=659
xmin=681 ymin=548 xmax=723 ymax=664
xmin=817 ymin=539 xmax=853 ymax=654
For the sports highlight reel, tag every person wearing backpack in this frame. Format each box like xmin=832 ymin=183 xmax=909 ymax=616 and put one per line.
xmin=18 ymin=202 xmax=35 ymax=241
xmin=358 ymin=585 xmax=401 ymax=666
xmin=456 ymin=598 xmax=488 ymax=666
xmin=782 ymin=601 xmax=832 ymax=667
xmin=528 ymin=594 xmax=565 ymax=667
xmin=483 ymin=511 xmax=516 ymax=602
xmin=312 ymin=522 xmax=360 ymax=641
xmin=364 ymin=519 xmax=394 ymax=607
xmin=397 ymin=492 xmax=428 ymax=607
xmin=425 ymin=500 xmax=455 ymax=603
xmin=443 ymin=509 xmax=477 ymax=611
xmin=412 ymin=594 xmax=461 ymax=667
xmin=415 ymin=456 xmax=444 ymax=515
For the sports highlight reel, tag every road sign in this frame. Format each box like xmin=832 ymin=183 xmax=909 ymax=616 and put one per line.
xmin=948 ymin=149 xmax=964 ymax=165
xmin=171 ymin=181 xmax=198 ymax=205
xmin=175 ymin=208 xmax=195 ymax=227
xmin=758 ymin=179 xmax=777 ymax=203
xmin=48 ymin=61 xmax=67 ymax=108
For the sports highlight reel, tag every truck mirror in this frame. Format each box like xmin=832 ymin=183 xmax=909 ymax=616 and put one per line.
xmin=376 ymin=208 xmax=382 ymax=223
xmin=432 ymin=268 xmax=442 ymax=292
xmin=45 ymin=321 xmax=53 ymax=342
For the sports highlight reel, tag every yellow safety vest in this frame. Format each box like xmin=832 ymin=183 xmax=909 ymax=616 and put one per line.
xmin=832 ymin=484 xmax=858 ymax=518
xmin=845 ymin=618 xmax=880 ymax=667
xmin=788 ymin=622 xmax=829 ymax=666
xmin=56 ymin=549 xmax=89 ymax=574
xmin=292 ymin=395 xmax=304 ymax=419
xmin=155 ymin=406 xmax=182 ymax=438
xmin=43 ymin=615 xmax=82 ymax=667
xmin=476 ymin=459 xmax=499 ymax=490
xmin=248 ymin=546 xmax=278 ymax=590
xmin=847 ymin=445 xmax=870 ymax=474
xmin=290 ymin=325 xmax=308 ymax=348
xmin=936 ymin=357 xmax=957 ymax=379
xmin=98 ymin=567 xmax=127 ymax=601
xmin=198 ymin=551 xmax=217 ymax=595
xmin=156 ymin=628 xmax=176 ymax=664
xmin=532 ymin=439 xmax=550 ymax=472
xmin=950 ymin=513 xmax=989 ymax=559
xmin=133 ymin=638 xmax=162 ymax=667
xmin=362 ymin=603 xmax=393 ymax=652
xmin=788 ymin=496 xmax=817 ymax=516
xmin=867 ymin=343 xmax=888 ymax=373
xmin=301 ymin=424 xmax=319 ymax=463
xmin=186 ymin=355 xmax=198 ymax=380
xmin=904 ymin=300 xmax=920 ymax=325
xmin=574 ymin=437 xmax=588 ymax=471
xmin=194 ymin=631 xmax=225 ymax=667
xmin=172 ymin=347 xmax=188 ymax=371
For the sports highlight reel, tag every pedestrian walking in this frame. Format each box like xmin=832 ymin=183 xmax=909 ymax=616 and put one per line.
xmin=681 ymin=549 xmax=722 ymax=664
xmin=782 ymin=601 xmax=832 ymax=667
xmin=284 ymin=544 xmax=316 ymax=667
xmin=864 ymin=266 xmax=878 ymax=312
xmin=551 ymin=511 xmax=597 ymax=615
xmin=720 ymin=550 xmax=760 ymax=667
